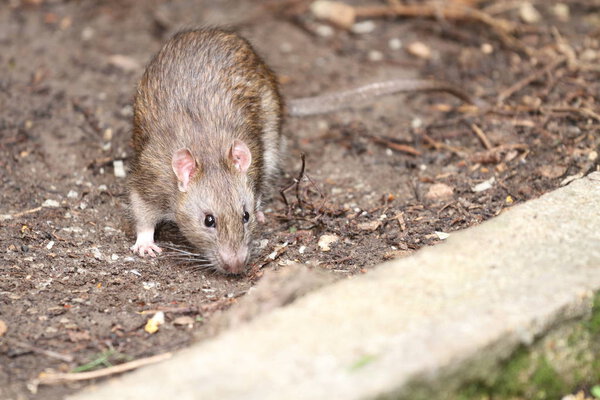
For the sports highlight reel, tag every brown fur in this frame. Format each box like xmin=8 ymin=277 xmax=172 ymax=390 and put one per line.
xmin=129 ymin=28 xmax=283 ymax=272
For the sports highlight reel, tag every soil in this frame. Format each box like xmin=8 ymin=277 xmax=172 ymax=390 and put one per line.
xmin=0 ymin=0 xmax=598 ymax=399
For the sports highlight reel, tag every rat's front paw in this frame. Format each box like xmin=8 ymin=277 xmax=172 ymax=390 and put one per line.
xmin=131 ymin=241 xmax=162 ymax=257
xmin=131 ymin=230 xmax=162 ymax=257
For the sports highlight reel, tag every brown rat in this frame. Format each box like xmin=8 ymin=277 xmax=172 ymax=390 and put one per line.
xmin=129 ymin=29 xmax=282 ymax=274
xmin=129 ymin=28 xmax=481 ymax=274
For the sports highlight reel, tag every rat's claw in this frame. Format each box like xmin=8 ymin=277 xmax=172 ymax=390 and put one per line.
xmin=131 ymin=241 xmax=162 ymax=258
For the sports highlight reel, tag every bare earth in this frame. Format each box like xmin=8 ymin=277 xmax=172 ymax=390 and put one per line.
xmin=0 ymin=1 xmax=598 ymax=399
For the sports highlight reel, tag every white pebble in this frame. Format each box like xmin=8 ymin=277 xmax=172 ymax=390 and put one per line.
xmin=67 ymin=190 xmax=78 ymax=199
xmin=42 ymin=199 xmax=60 ymax=208
xmin=388 ymin=38 xmax=402 ymax=50
xmin=315 ymin=24 xmax=334 ymax=38
xmin=46 ymin=241 xmax=55 ymax=250
xmin=318 ymin=234 xmax=339 ymax=252
xmin=299 ymin=245 xmax=306 ymax=254
xmin=434 ymin=231 xmax=450 ymax=240
xmin=98 ymin=184 xmax=108 ymax=192
xmin=368 ymin=50 xmax=383 ymax=62
xmin=113 ymin=160 xmax=126 ymax=178
xmin=472 ymin=177 xmax=495 ymax=192
xmin=411 ymin=117 xmax=423 ymax=129
xmin=111 ymin=254 xmax=119 ymax=261
xmin=351 ymin=20 xmax=376 ymax=34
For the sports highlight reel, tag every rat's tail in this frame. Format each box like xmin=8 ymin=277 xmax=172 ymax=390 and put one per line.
xmin=286 ymin=78 xmax=485 ymax=117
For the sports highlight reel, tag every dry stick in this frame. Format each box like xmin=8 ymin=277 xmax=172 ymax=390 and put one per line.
xmin=7 ymin=339 xmax=74 ymax=363
xmin=280 ymin=154 xmax=307 ymax=215
xmin=367 ymin=134 xmax=422 ymax=156
xmin=469 ymin=123 xmax=493 ymax=150
xmin=497 ymin=56 xmax=567 ymax=104
xmin=8 ymin=206 xmax=43 ymax=219
xmin=38 ymin=352 xmax=173 ymax=385
xmin=353 ymin=3 xmax=517 ymax=34
xmin=548 ymin=106 xmax=600 ymax=122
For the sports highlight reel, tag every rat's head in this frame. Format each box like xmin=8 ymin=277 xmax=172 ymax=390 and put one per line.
xmin=171 ymin=140 xmax=258 ymax=275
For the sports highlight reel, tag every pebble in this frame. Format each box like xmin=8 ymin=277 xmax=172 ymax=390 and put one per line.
xmin=42 ymin=199 xmax=60 ymax=208
xmin=108 ymin=54 xmax=141 ymax=72
xmin=67 ymin=190 xmax=78 ymax=199
xmin=46 ymin=240 xmax=54 ymax=250
xmin=81 ymin=26 xmax=94 ymax=41
xmin=425 ymin=183 xmax=454 ymax=201
xmin=519 ymin=2 xmax=541 ymax=24
xmin=367 ymin=50 xmax=383 ymax=62
xmin=471 ymin=177 xmax=495 ymax=192
xmin=98 ymin=184 xmax=108 ymax=191
xmin=113 ymin=160 xmax=126 ymax=178
xmin=351 ymin=20 xmax=375 ymax=34
xmin=406 ymin=42 xmax=431 ymax=59
xmin=552 ymin=3 xmax=569 ymax=21
xmin=310 ymin=0 xmax=356 ymax=29
xmin=434 ymin=231 xmax=450 ymax=240
xmin=388 ymin=38 xmax=402 ymax=50
xmin=315 ymin=24 xmax=334 ymax=38
xmin=318 ymin=234 xmax=339 ymax=252
xmin=480 ymin=43 xmax=493 ymax=54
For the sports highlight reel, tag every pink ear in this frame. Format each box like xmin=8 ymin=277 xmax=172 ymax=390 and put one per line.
xmin=230 ymin=140 xmax=252 ymax=173
xmin=172 ymin=148 xmax=196 ymax=192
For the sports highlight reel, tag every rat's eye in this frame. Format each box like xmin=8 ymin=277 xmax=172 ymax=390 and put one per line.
xmin=242 ymin=211 xmax=250 ymax=224
xmin=204 ymin=214 xmax=216 ymax=228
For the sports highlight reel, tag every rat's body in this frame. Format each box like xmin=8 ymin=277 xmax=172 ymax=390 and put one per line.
xmin=129 ymin=28 xmax=480 ymax=274
xmin=130 ymin=29 xmax=282 ymax=274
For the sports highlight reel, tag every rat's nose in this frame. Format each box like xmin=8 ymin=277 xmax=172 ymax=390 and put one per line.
xmin=219 ymin=247 xmax=248 ymax=274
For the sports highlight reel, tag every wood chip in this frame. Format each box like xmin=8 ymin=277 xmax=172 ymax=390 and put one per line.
xmin=406 ymin=41 xmax=431 ymax=59
xmin=310 ymin=1 xmax=356 ymax=29
xmin=425 ymin=183 xmax=454 ymax=202
xmin=318 ymin=234 xmax=339 ymax=252
xmin=357 ymin=220 xmax=381 ymax=231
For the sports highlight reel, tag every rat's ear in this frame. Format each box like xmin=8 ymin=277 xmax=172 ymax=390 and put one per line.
xmin=172 ymin=148 xmax=196 ymax=192
xmin=230 ymin=140 xmax=251 ymax=173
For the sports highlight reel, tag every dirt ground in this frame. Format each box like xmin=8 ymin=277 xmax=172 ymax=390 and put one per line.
xmin=0 ymin=0 xmax=598 ymax=398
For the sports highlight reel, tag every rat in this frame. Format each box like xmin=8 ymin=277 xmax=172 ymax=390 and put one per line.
xmin=129 ymin=28 xmax=481 ymax=274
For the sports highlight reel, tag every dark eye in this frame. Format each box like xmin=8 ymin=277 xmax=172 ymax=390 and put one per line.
xmin=242 ymin=211 xmax=250 ymax=223
xmin=204 ymin=214 xmax=216 ymax=228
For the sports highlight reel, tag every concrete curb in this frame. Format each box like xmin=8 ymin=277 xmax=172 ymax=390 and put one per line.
xmin=71 ymin=172 xmax=600 ymax=400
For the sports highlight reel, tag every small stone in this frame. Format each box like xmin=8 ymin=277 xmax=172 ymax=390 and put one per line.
xmin=425 ymin=183 xmax=454 ymax=201
xmin=67 ymin=190 xmax=78 ymax=199
xmin=480 ymin=43 xmax=493 ymax=54
xmin=173 ymin=316 xmax=195 ymax=327
xmin=111 ymin=254 xmax=119 ymax=261
xmin=143 ymin=281 xmax=157 ymax=290
xmin=113 ymin=160 xmax=126 ymax=178
xmin=471 ymin=177 xmax=495 ymax=192
xmin=435 ymin=231 xmax=450 ymax=240
xmin=589 ymin=151 xmax=598 ymax=161
xmin=357 ymin=220 xmax=381 ymax=231
xmin=91 ymin=248 xmax=102 ymax=260
xmin=81 ymin=26 xmax=94 ymax=41
xmin=388 ymin=38 xmax=402 ymax=50
xmin=79 ymin=201 xmax=88 ymax=210
xmin=102 ymin=128 xmax=113 ymax=141
xmin=552 ymin=3 xmax=569 ymax=21
xmin=0 ymin=215 xmax=13 ymax=221
xmin=42 ymin=199 xmax=60 ymax=208
xmin=318 ymin=234 xmax=339 ymax=252
xmin=367 ymin=50 xmax=383 ymax=62
xmin=310 ymin=1 xmax=356 ymax=29
xmin=98 ymin=184 xmax=108 ymax=192
xmin=411 ymin=118 xmax=423 ymax=129
xmin=315 ymin=24 xmax=334 ymax=37
xmin=406 ymin=42 xmax=431 ymax=59
xmin=46 ymin=240 xmax=54 ymax=250
xmin=298 ymin=245 xmax=306 ymax=254
xmin=537 ymin=165 xmax=567 ymax=179
xmin=519 ymin=2 xmax=541 ymax=24
xmin=108 ymin=54 xmax=141 ymax=72
xmin=351 ymin=20 xmax=375 ymax=34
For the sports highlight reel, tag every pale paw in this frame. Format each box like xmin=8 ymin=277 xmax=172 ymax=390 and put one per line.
xmin=257 ymin=210 xmax=266 ymax=224
xmin=131 ymin=241 xmax=162 ymax=258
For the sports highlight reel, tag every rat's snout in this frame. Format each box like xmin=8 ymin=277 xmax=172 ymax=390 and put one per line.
xmin=219 ymin=246 xmax=248 ymax=274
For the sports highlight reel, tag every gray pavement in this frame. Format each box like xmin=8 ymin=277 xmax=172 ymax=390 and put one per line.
xmin=70 ymin=172 xmax=600 ymax=400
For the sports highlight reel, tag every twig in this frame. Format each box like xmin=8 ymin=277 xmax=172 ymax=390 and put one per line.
xmin=6 ymin=339 xmax=73 ymax=363
xmin=497 ymin=56 xmax=567 ymax=104
xmin=366 ymin=134 xmax=422 ymax=156
xmin=469 ymin=123 xmax=493 ymax=150
xmin=38 ymin=352 xmax=172 ymax=385
xmin=547 ymin=106 xmax=600 ymax=122
xmin=353 ymin=3 xmax=517 ymax=33
xmin=280 ymin=154 xmax=307 ymax=214
xmin=9 ymin=206 xmax=43 ymax=219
